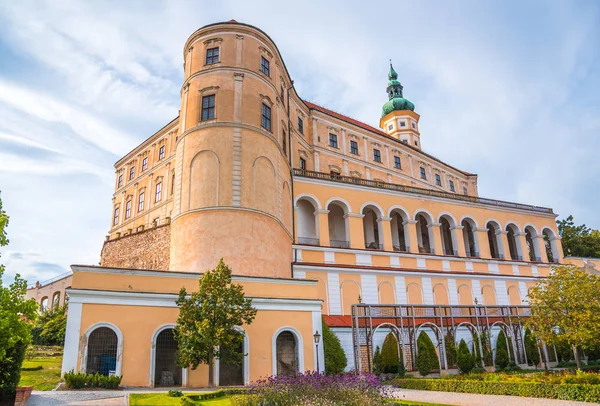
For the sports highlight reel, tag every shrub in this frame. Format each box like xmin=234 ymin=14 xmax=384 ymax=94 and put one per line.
xmin=495 ymin=330 xmax=509 ymax=370
xmin=0 ymin=342 xmax=27 ymax=400
xmin=524 ymin=329 xmax=540 ymax=368
xmin=373 ymin=346 xmax=382 ymax=373
xmin=444 ymin=334 xmax=456 ymax=368
xmin=380 ymin=333 xmax=403 ymax=374
xmin=63 ymin=372 xmax=122 ymax=389
xmin=456 ymin=339 xmax=475 ymax=374
xmin=168 ymin=389 xmax=183 ymax=397
xmin=416 ymin=332 xmax=439 ymax=377
xmin=322 ymin=320 xmax=347 ymax=375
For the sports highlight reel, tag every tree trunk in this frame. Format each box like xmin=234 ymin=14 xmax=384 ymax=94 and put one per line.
xmin=208 ymin=350 xmax=214 ymax=388
xmin=573 ymin=345 xmax=582 ymax=370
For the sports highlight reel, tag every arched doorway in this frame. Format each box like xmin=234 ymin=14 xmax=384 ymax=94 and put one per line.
xmin=275 ymin=331 xmax=299 ymax=376
xmin=86 ymin=327 xmax=118 ymax=376
xmin=327 ymin=201 xmax=349 ymax=248
xmin=154 ymin=328 xmax=181 ymax=387
xmin=296 ymin=198 xmax=319 ymax=245
xmin=219 ymin=330 xmax=245 ymax=386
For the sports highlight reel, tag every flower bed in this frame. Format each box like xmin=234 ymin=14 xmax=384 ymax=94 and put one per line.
xmin=393 ymin=371 xmax=600 ymax=403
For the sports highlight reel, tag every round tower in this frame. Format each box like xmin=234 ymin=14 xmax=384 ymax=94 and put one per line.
xmin=169 ymin=21 xmax=294 ymax=278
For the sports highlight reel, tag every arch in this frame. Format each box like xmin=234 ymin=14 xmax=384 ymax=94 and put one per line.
xmin=371 ymin=323 xmax=407 ymax=369
xmin=432 ymin=283 xmax=449 ymax=305
xmin=378 ymin=281 xmax=396 ymax=305
xmin=459 ymin=215 xmax=479 ymax=229
xmin=359 ymin=201 xmax=385 ymax=215
xmin=84 ymin=322 xmax=123 ymax=376
xmin=311 ymin=276 xmax=330 ymax=315
xmin=406 ymin=282 xmax=423 ymax=304
xmin=439 ymin=214 xmax=457 ymax=256
xmin=296 ymin=197 xmax=318 ymax=245
xmin=457 ymin=284 xmax=474 ymax=306
xmin=52 ymin=292 xmax=61 ymax=308
xmin=524 ymin=225 xmax=540 ymax=261
xmin=461 ymin=217 xmax=479 ymax=257
xmin=507 ymin=285 xmax=522 ymax=305
xmin=415 ymin=212 xmax=434 ymax=254
xmin=327 ymin=200 xmax=350 ymax=248
xmin=390 ymin=208 xmax=410 ymax=252
xmin=189 ymin=149 xmax=220 ymax=209
xmin=413 ymin=209 xmax=434 ymax=222
xmin=272 ymin=327 xmax=304 ymax=376
xmin=340 ymin=279 xmax=362 ymax=315
xmin=486 ymin=220 xmax=503 ymax=259
xmin=40 ymin=296 xmax=48 ymax=312
xmin=415 ymin=323 xmax=446 ymax=370
xmin=252 ymin=156 xmax=277 ymax=216
xmin=505 ymin=223 xmax=522 ymax=260
xmin=150 ymin=324 xmax=182 ymax=387
xmin=437 ymin=212 xmax=458 ymax=225
xmin=481 ymin=284 xmax=497 ymax=305
xmin=325 ymin=197 xmax=351 ymax=214
xmin=218 ymin=327 xmax=248 ymax=386
xmin=490 ymin=321 xmax=516 ymax=363
xmin=362 ymin=204 xmax=383 ymax=249
xmin=294 ymin=193 xmax=321 ymax=210
xmin=542 ymin=227 xmax=559 ymax=263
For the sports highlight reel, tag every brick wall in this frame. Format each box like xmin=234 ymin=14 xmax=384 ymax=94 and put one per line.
xmin=100 ymin=224 xmax=170 ymax=270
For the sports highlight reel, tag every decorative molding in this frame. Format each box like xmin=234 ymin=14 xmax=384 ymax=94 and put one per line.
xmin=200 ymin=85 xmax=220 ymax=94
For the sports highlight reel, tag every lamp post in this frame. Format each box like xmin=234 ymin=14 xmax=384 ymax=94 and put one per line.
xmin=314 ymin=330 xmax=321 ymax=373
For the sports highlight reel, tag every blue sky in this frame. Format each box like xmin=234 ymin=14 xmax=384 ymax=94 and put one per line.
xmin=0 ymin=0 xmax=599 ymax=284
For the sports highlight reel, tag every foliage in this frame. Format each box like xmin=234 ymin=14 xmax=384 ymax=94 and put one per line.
xmin=168 ymin=389 xmax=183 ymax=397
xmin=416 ymin=332 xmax=439 ymax=377
xmin=33 ymin=305 xmax=67 ymax=346
xmin=63 ymin=371 xmax=122 ymax=389
xmin=525 ymin=264 xmax=600 ymax=369
xmin=231 ymin=372 xmax=394 ymax=406
xmin=444 ymin=334 xmax=456 ymax=368
xmin=379 ymin=333 xmax=404 ymax=374
xmin=0 ymin=195 xmax=38 ymax=400
xmin=456 ymin=339 xmax=475 ymax=374
xmin=557 ymin=215 xmax=600 ymax=258
xmin=524 ymin=329 xmax=540 ymax=367
xmin=373 ymin=346 xmax=382 ymax=373
xmin=18 ymin=355 xmax=62 ymax=391
xmin=495 ymin=330 xmax=509 ymax=370
xmin=174 ymin=259 xmax=257 ymax=387
xmin=322 ymin=320 xmax=347 ymax=375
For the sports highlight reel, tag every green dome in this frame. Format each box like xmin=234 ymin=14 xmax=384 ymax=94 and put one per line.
xmin=381 ymin=62 xmax=415 ymax=117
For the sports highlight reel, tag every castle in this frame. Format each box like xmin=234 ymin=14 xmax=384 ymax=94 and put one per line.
xmin=43 ymin=20 xmax=598 ymax=387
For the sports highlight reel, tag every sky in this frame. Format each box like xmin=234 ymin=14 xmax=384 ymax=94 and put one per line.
xmin=0 ymin=0 xmax=599 ymax=285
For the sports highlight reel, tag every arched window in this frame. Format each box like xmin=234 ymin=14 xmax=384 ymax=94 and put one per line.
xmin=275 ymin=331 xmax=298 ymax=376
xmin=390 ymin=209 xmax=409 ymax=252
xmin=433 ymin=284 xmax=449 ymax=305
xmin=525 ymin=226 xmax=539 ymax=262
xmin=507 ymin=286 xmax=522 ymax=305
xmin=86 ymin=327 xmax=118 ymax=376
xmin=407 ymin=283 xmax=423 ymax=305
xmin=327 ymin=202 xmax=349 ymax=248
xmin=378 ymin=282 xmax=395 ymax=304
xmin=154 ymin=328 xmax=181 ymax=387
xmin=505 ymin=224 xmax=521 ymax=261
xmin=362 ymin=205 xmax=383 ymax=250
xmin=486 ymin=221 xmax=502 ymax=259
xmin=461 ymin=218 xmax=478 ymax=257
xmin=219 ymin=330 xmax=245 ymax=386
xmin=416 ymin=213 xmax=433 ymax=254
xmin=340 ymin=280 xmax=361 ymax=316
xmin=52 ymin=292 xmax=60 ymax=308
xmin=481 ymin=285 xmax=497 ymax=305
xmin=40 ymin=297 xmax=48 ymax=312
xmin=296 ymin=198 xmax=319 ymax=245
xmin=439 ymin=216 xmax=456 ymax=256
xmin=542 ymin=228 xmax=559 ymax=263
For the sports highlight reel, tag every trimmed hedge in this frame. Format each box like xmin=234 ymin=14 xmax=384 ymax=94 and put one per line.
xmin=181 ymin=389 xmax=247 ymax=405
xmin=393 ymin=378 xmax=600 ymax=403
xmin=63 ymin=371 xmax=121 ymax=389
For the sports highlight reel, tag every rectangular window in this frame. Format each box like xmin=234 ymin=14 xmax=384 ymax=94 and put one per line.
xmin=300 ymin=157 xmax=306 ymax=170
xmin=282 ymin=130 xmax=287 ymax=155
xmin=435 ymin=174 xmax=441 ymax=186
xmin=412 ymin=122 xmax=416 ymax=129
xmin=138 ymin=192 xmax=145 ymax=212
xmin=118 ymin=174 xmax=123 ymax=187
xmin=158 ymin=145 xmax=165 ymax=160
xmin=260 ymin=56 xmax=270 ymax=76
xmin=201 ymin=95 xmax=215 ymax=121
xmin=297 ymin=117 xmax=304 ymax=134
xmin=142 ymin=157 xmax=148 ymax=171
xmin=129 ymin=166 xmax=135 ymax=180
xmin=449 ymin=180 xmax=455 ymax=192
xmin=261 ymin=103 xmax=271 ymax=131
xmin=329 ymin=133 xmax=338 ymax=148
xmin=373 ymin=148 xmax=381 ymax=163
xmin=420 ymin=167 xmax=427 ymax=180
xmin=463 ymin=186 xmax=468 ymax=195
xmin=125 ymin=200 xmax=131 ymax=219
xmin=113 ymin=207 xmax=119 ymax=225
xmin=155 ymin=182 xmax=162 ymax=202
xmin=388 ymin=124 xmax=393 ymax=131
xmin=350 ymin=140 xmax=359 ymax=155
xmin=394 ymin=156 xmax=401 ymax=169
xmin=205 ymin=47 xmax=219 ymax=65
xmin=400 ymin=121 xmax=406 ymax=127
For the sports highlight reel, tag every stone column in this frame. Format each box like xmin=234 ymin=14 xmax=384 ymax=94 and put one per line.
xmin=405 ymin=219 xmax=418 ymax=254
xmin=552 ymin=235 xmax=563 ymax=263
xmin=345 ymin=213 xmax=365 ymax=249
xmin=314 ymin=151 xmax=320 ymax=172
xmin=533 ymin=235 xmax=548 ymax=263
xmin=498 ymin=230 xmax=510 ymax=260
xmin=378 ymin=216 xmax=393 ymax=251
xmin=429 ymin=222 xmax=443 ymax=255
xmin=317 ymin=209 xmax=330 ymax=246
xmin=476 ymin=228 xmax=492 ymax=259
xmin=452 ymin=225 xmax=466 ymax=257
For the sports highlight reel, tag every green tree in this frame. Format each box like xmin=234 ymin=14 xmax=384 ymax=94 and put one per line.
xmin=174 ymin=259 xmax=257 ymax=387
xmin=524 ymin=328 xmax=540 ymax=368
xmin=0 ymin=195 xmax=38 ymax=401
xmin=525 ymin=264 xmax=600 ymax=369
xmin=36 ymin=305 xmax=67 ymax=345
xmin=495 ymin=330 xmax=509 ymax=370
xmin=322 ymin=320 xmax=346 ymax=375
xmin=379 ymin=333 xmax=403 ymax=374
xmin=456 ymin=339 xmax=475 ymax=374
xmin=416 ymin=331 xmax=439 ymax=376
xmin=557 ymin=215 xmax=600 ymax=258
xmin=444 ymin=333 xmax=456 ymax=368
xmin=372 ymin=346 xmax=381 ymax=373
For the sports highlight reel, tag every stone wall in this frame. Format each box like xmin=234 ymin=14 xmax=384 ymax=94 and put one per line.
xmin=100 ymin=224 xmax=170 ymax=270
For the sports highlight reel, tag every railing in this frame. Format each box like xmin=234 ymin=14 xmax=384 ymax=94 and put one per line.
xmin=365 ymin=242 xmax=384 ymax=250
xmin=443 ymin=249 xmax=459 ymax=256
xmin=467 ymin=252 xmax=480 ymax=258
xmin=393 ymin=245 xmax=410 ymax=253
xmin=510 ymin=255 xmax=524 ymax=261
xmin=298 ymin=237 xmax=320 ymax=245
xmin=293 ymin=169 xmax=554 ymax=214
xmin=330 ymin=240 xmax=350 ymax=248
xmin=28 ymin=271 xmax=72 ymax=289
xmin=491 ymin=253 xmax=505 ymax=260
xmin=418 ymin=246 xmax=435 ymax=255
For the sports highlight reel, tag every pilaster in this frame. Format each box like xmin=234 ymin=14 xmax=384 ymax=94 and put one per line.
xmin=429 ymin=222 xmax=443 ymax=255
xmin=476 ymin=228 xmax=492 ymax=259
xmin=451 ymin=225 xmax=467 ymax=257
xmin=317 ymin=209 xmax=330 ymax=246
xmin=378 ymin=216 xmax=393 ymax=251
xmin=345 ymin=213 xmax=365 ymax=249
xmin=404 ymin=220 xmax=418 ymax=254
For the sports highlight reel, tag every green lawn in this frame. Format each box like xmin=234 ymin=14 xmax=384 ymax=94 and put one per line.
xmin=19 ymin=355 xmax=62 ymax=391
xmin=129 ymin=393 xmax=232 ymax=405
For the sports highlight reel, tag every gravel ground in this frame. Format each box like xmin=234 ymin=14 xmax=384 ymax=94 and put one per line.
xmin=27 ymin=391 xmax=125 ymax=406
xmin=388 ymin=387 xmax=598 ymax=405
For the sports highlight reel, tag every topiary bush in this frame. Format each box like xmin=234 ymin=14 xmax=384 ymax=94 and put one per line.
xmin=63 ymin=372 xmax=122 ymax=389
xmin=444 ymin=333 xmax=456 ymax=369
xmin=495 ymin=330 xmax=509 ymax=370
xmin=373 ymin=346 xmax=381 ymax=373
xmin=416 ymin=331 xmax=439 ymax=376
xmin=524 ymin=329 xmax=540 ymax=368
xmin=322 ymin=319 xmax=347 ymax=375
xmin=457 ymin=339 xmax=475 ymax=374
xmin=380 ymin=333 xmax=403 ymax=374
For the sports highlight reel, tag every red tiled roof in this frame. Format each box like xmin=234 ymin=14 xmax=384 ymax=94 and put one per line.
xmin=303 ymin=101 xmax=475 ymax=177
xmin=323 ymin=315 xmax=352 ymax=327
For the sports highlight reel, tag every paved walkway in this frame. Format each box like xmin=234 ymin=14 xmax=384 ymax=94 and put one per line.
xmin=388 ymin=387 xmax=598 ymax=405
